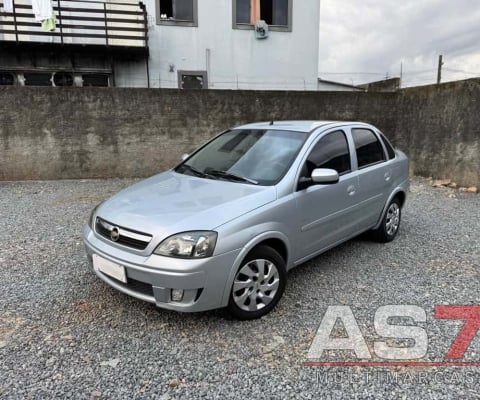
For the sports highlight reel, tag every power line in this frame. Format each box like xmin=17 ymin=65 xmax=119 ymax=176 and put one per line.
xmin=319 ymin=69 xmax=437 ymax=76
xmin=401 ymin=69 xmax=437 ymax=75
xmin=443 ymin=67 xmax=480 ymax=75
xmin=318 ymin=72 xmax=385 ymax=76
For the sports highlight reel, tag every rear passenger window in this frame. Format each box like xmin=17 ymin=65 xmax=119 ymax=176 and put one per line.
xmin=352 ymin=128 xmax=385 ymax=168
xmin=379 ymin=132 xmax=396 ymax=159
xmin=304 ymin=130 xmax=351 ymax=175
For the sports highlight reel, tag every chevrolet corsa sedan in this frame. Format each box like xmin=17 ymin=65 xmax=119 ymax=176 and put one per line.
xmin=83 ymin=121 xmax=409 ymax=319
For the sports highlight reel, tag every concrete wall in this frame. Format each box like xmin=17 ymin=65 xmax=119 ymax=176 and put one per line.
xmin=394 ymin=79 xmax=480 ymax=187
xmin=115 ymin=0 xmax=320 ymax=90
xmin=0 ymin=78 xmax=479 ymax=186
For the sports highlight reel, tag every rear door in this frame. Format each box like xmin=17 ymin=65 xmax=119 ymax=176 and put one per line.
xmin=350 ymin=127 xmax=393 ymax=228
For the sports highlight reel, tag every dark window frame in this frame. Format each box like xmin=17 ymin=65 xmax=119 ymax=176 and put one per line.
xmin=52 ymin=72 xmax=74 ymax=87
xmin=232 ymin=0 xmax=292 ymax=32
xmin=352 ymin=128 xmax=387 ymax=169
xmin=23 ymin=72 xmax=53 ymax=87
xmin=305 ymin=130 xmax=352 ymax=175
xmin=177 ymin=70 xmax=208 ymax=89
xmin=297 ymin=129 xmax=352 ymax=190
xmin=82 ymin=73 xmax=111 ymax=87
xmin=378 ymin=131 xmax=396 ymax=160
xmin=156 ymin=0 xmax=198 ymax=27
xmin=0 ymin=71 xmax=16 ymax=86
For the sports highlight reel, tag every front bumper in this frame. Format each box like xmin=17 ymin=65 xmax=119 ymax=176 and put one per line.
xmin=83 ymin=226 xmax=240 ymax=312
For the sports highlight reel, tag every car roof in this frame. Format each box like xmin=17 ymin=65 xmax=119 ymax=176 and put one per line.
xmin=233 ymin=120 xmax=372 ymax=133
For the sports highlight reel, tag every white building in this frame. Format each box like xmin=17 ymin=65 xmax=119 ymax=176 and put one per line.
xmin=0 ymin=0 xmax=320 ymax=90
xmin=116 ymin=0 xmax=320 ymax=90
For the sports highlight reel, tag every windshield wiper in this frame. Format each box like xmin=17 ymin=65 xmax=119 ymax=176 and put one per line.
xmin=178 ymin=164 xmax=208 ymax=178
xmin=205 ymin=168 xmax=258 ymax=185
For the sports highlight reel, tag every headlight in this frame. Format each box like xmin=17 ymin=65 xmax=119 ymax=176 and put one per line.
xmin=87 ymin=203 xmax=102 ymax=229
xmin=154 ymin=231 xmax=218 ymax=259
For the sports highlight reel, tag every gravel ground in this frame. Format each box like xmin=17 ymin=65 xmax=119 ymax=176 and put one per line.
xmin=0 ymin=177 xmax=479 ymax=399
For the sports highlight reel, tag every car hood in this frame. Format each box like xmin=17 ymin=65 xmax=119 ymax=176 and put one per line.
xmin=97 ymin=170 xmax=277 ymax=239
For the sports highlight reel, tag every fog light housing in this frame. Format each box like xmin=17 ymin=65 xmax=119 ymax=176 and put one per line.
xmin=171 ymin=289 xmax=184 ymax=302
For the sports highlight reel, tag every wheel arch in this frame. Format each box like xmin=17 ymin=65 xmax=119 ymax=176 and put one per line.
xmin=373 ymin=188 xmax=407 ymax=230
xmin=394 ymin=191 xmax=406 ymax=207
xmin=220 ymin=231 xmax=291 ymax=306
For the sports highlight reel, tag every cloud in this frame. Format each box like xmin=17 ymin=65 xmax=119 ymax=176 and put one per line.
xmin=318 ymin=0 xmax=480 ymax=87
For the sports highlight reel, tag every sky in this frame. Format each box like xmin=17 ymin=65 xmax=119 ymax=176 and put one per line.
xmin=318 ymin=0 xmax=480 ymax=87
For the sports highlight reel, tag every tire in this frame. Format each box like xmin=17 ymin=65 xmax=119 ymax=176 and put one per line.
xmin=371 ymin=197 xmax=402 ymax=243
xmin=227 ymin=245 xmax=286 ymax=320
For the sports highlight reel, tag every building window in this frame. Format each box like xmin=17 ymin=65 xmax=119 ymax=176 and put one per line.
xmin=177 ymin=70 xmax=208 ymax=89
xmin=233 ymin=0 xmax=292 ymax=31
xmin=53 ymin=72 xmax=74 ymax=87
xmin=0 ymin=72 xmax=15 ymax=86
xmin=24 ymin=73 xmax=53 ymax=86
xmin=82 ymin=74 xmax=110 ymax=87
xmin=156 ymin=0 xmax=198 ymax=27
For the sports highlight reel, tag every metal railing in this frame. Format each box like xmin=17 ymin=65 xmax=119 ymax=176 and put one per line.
xmin=0 ymin=0 xmax=148 ymax=48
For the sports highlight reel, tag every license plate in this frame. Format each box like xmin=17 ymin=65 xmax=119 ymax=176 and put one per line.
xmin=92 ymin=254 xmax=127 ymax=283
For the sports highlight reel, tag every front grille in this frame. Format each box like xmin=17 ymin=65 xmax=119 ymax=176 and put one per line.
xmin=95 ymin=217 xmax=152 ymax=251
xmin=107 ymin=274 xmax=154 ymax=297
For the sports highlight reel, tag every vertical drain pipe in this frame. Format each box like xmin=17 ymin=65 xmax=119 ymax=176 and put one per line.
xmin=146 ymin=54 xmax=150 ymax=88
xmin=140 ymin=2 xmax=150 ymax=88
xmin=205 ymin=48 xmax=211 ymax=88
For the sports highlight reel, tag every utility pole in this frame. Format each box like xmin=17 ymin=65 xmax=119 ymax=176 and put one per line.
xmin=400 ymin=62 xmax=403 ymax=88
xmin=437 ymin=55 xmax=443 ymax=84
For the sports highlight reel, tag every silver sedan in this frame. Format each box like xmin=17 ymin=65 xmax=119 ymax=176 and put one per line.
xmin=83 ymin=121 xmax=409 ymax=319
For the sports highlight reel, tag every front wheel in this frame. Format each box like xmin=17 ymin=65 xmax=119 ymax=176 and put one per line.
xmin=227 ymin=245 xmax=286 ymax=320
xmin=371 ymin=197 xmax=402 ymax=243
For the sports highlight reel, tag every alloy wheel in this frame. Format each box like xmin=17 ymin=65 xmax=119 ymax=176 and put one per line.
xmin=385 ymin=202 xmax=400 ymax=236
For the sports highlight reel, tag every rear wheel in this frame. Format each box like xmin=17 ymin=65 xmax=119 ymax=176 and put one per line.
xmin=227 ymin=245 xmax=286 ymax=320
xmin=372 ymin=197 xmax=402 ymax=242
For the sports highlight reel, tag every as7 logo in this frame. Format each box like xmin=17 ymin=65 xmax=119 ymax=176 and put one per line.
xmin=435 ymin=305 xmax=480 ymax=359
xmin=307 ymin=305 xmax=480 ymax=361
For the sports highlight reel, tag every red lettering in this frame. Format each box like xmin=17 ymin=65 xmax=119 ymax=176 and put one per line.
xmin=435 ymin=305 xmax=480 ymax=359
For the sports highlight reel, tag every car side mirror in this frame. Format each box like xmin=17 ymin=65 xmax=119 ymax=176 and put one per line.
xmin=311 ymin=168 xmax=339 ymax=184
xmin=181 ymin=153 xmax=189 ymax=161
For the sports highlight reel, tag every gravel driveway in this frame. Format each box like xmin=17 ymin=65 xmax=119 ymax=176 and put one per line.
xmin=0 ymin=177 xmax=479 ymax=399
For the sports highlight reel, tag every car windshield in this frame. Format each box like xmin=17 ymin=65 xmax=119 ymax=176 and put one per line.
xmin=175 ymin=129 xmax=309 ymax=186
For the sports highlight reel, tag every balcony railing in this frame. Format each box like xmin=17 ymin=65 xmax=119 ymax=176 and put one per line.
xmin=0 ymin=0 xmax=148 ymax=50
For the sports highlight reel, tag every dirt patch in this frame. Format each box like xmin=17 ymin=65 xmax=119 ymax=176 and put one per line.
xmin=0 ymin=315 xmax=26 ymax=347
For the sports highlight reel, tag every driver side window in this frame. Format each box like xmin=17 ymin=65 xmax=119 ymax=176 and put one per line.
xmin=301 ymin=130 xmax=351 ymax=178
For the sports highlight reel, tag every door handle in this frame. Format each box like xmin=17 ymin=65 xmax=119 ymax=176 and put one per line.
xmin=347 ymin=185 xmax=356 ymax=196
xmin=384 ymin=171 xmax=392 ymax=182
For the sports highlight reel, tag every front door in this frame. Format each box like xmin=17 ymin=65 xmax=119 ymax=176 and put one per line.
xmin=294 ymin=129 xmax=361 ymax=260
